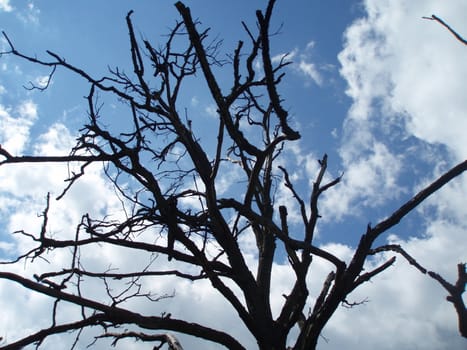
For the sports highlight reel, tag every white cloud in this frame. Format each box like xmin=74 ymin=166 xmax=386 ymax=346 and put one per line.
xmin=338 ymin=0 xmax=467 ymax=158
xmin=273 ymin=43 xmax=324 ymax=86
xmin=1 ymin=1 xmax=466 ymax=349
xmin=321 ymin=140 xmax=405 ymax=220
xmin=204 ymin=104 xmax=218 ymax=118
xmin=34 ymin=75 xmax=50 ymax=89
xmin=0 ymin=116 xmax=147 ymax=346
xmin=0 ymin=100 xmax=38 ymax=155
xmin=0 ymin=123 xmax=464 ymax=350
xmin=320 ymin=222 xmax=466 ymax=350
xmin=321 ymin=1 xmax=467 ymax=347
xmin=332 ymin=0 xmax=467 ymax=221
xmin=34 ymin=122 xmax=74 ymax=155
xmin=296 ymin=60 xmax=322 ymax=86
xmin=271 ymin=49 xmax=297 ymax=65
xmin=0 ymin=0 xmax=12 ymax=12
xmin=17 ymin=99 xmax=38 ymax=119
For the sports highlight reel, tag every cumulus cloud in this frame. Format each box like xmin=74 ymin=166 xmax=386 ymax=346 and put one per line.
xmin=320 ymin=221 xmax=466 ymax=350
xmin=0 ymin=114 xmax=145 ymax=348
xmin=340 ymin=1 xmax=467 ymax=150
xmin=1 ymin=1 xmax=466 ymax=349
xmin=321 ymin=140 xmax=405 ymax=220
xmin=260 ymin=0 xmax=467 ymax=348
xmin=0 ymin=100 xmax=38 ymax=155
xmin=342 ymin=0 xmax=467 ymax=153
xmin=317 ymin=0 xmax=467 ymax=347
xmin=328 ymin=0 xmax=467 ymax=219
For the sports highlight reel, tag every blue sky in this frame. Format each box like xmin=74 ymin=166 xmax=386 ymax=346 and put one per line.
xmin=0 ymin=1 xmax=466 ymax=349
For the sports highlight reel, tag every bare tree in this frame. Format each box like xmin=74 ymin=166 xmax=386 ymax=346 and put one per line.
xmin=0 ymin=1 xmax=465 ymax=349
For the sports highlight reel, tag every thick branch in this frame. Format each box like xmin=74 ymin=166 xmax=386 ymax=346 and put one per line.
xmin=256 ymin=1 xmax=300 ymax=140
xmin=0 ymin=153 xmax=121 ymax=165
xmin=370 ymin=160 xmax=467 ymax=240
xmin=423 ymin=15 xmax=467 ymax=46
xmin=369 ymin=245 xmax=426 ymax=273
xmin=175 ymin=1 xmax=262 ymax=157
xmin=0 ymin=272 xmax=246 ymax=349
xmin=0 ymin=314 xmax=109 ymax=350
xmin=428 ymin=264 xmax=466 ymax=337
xmin=351 ymin=256 xmax=396 ymax=290
xmin=348 ymin=160 xmax=467 ymax=280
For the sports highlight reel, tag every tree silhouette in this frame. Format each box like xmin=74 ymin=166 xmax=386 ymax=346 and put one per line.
xmin=0 ymin=1 xmax=465 ymax=349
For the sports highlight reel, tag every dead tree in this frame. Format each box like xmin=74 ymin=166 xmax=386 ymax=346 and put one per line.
xmin=0 ymin=1 xmax=465 ymax=349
